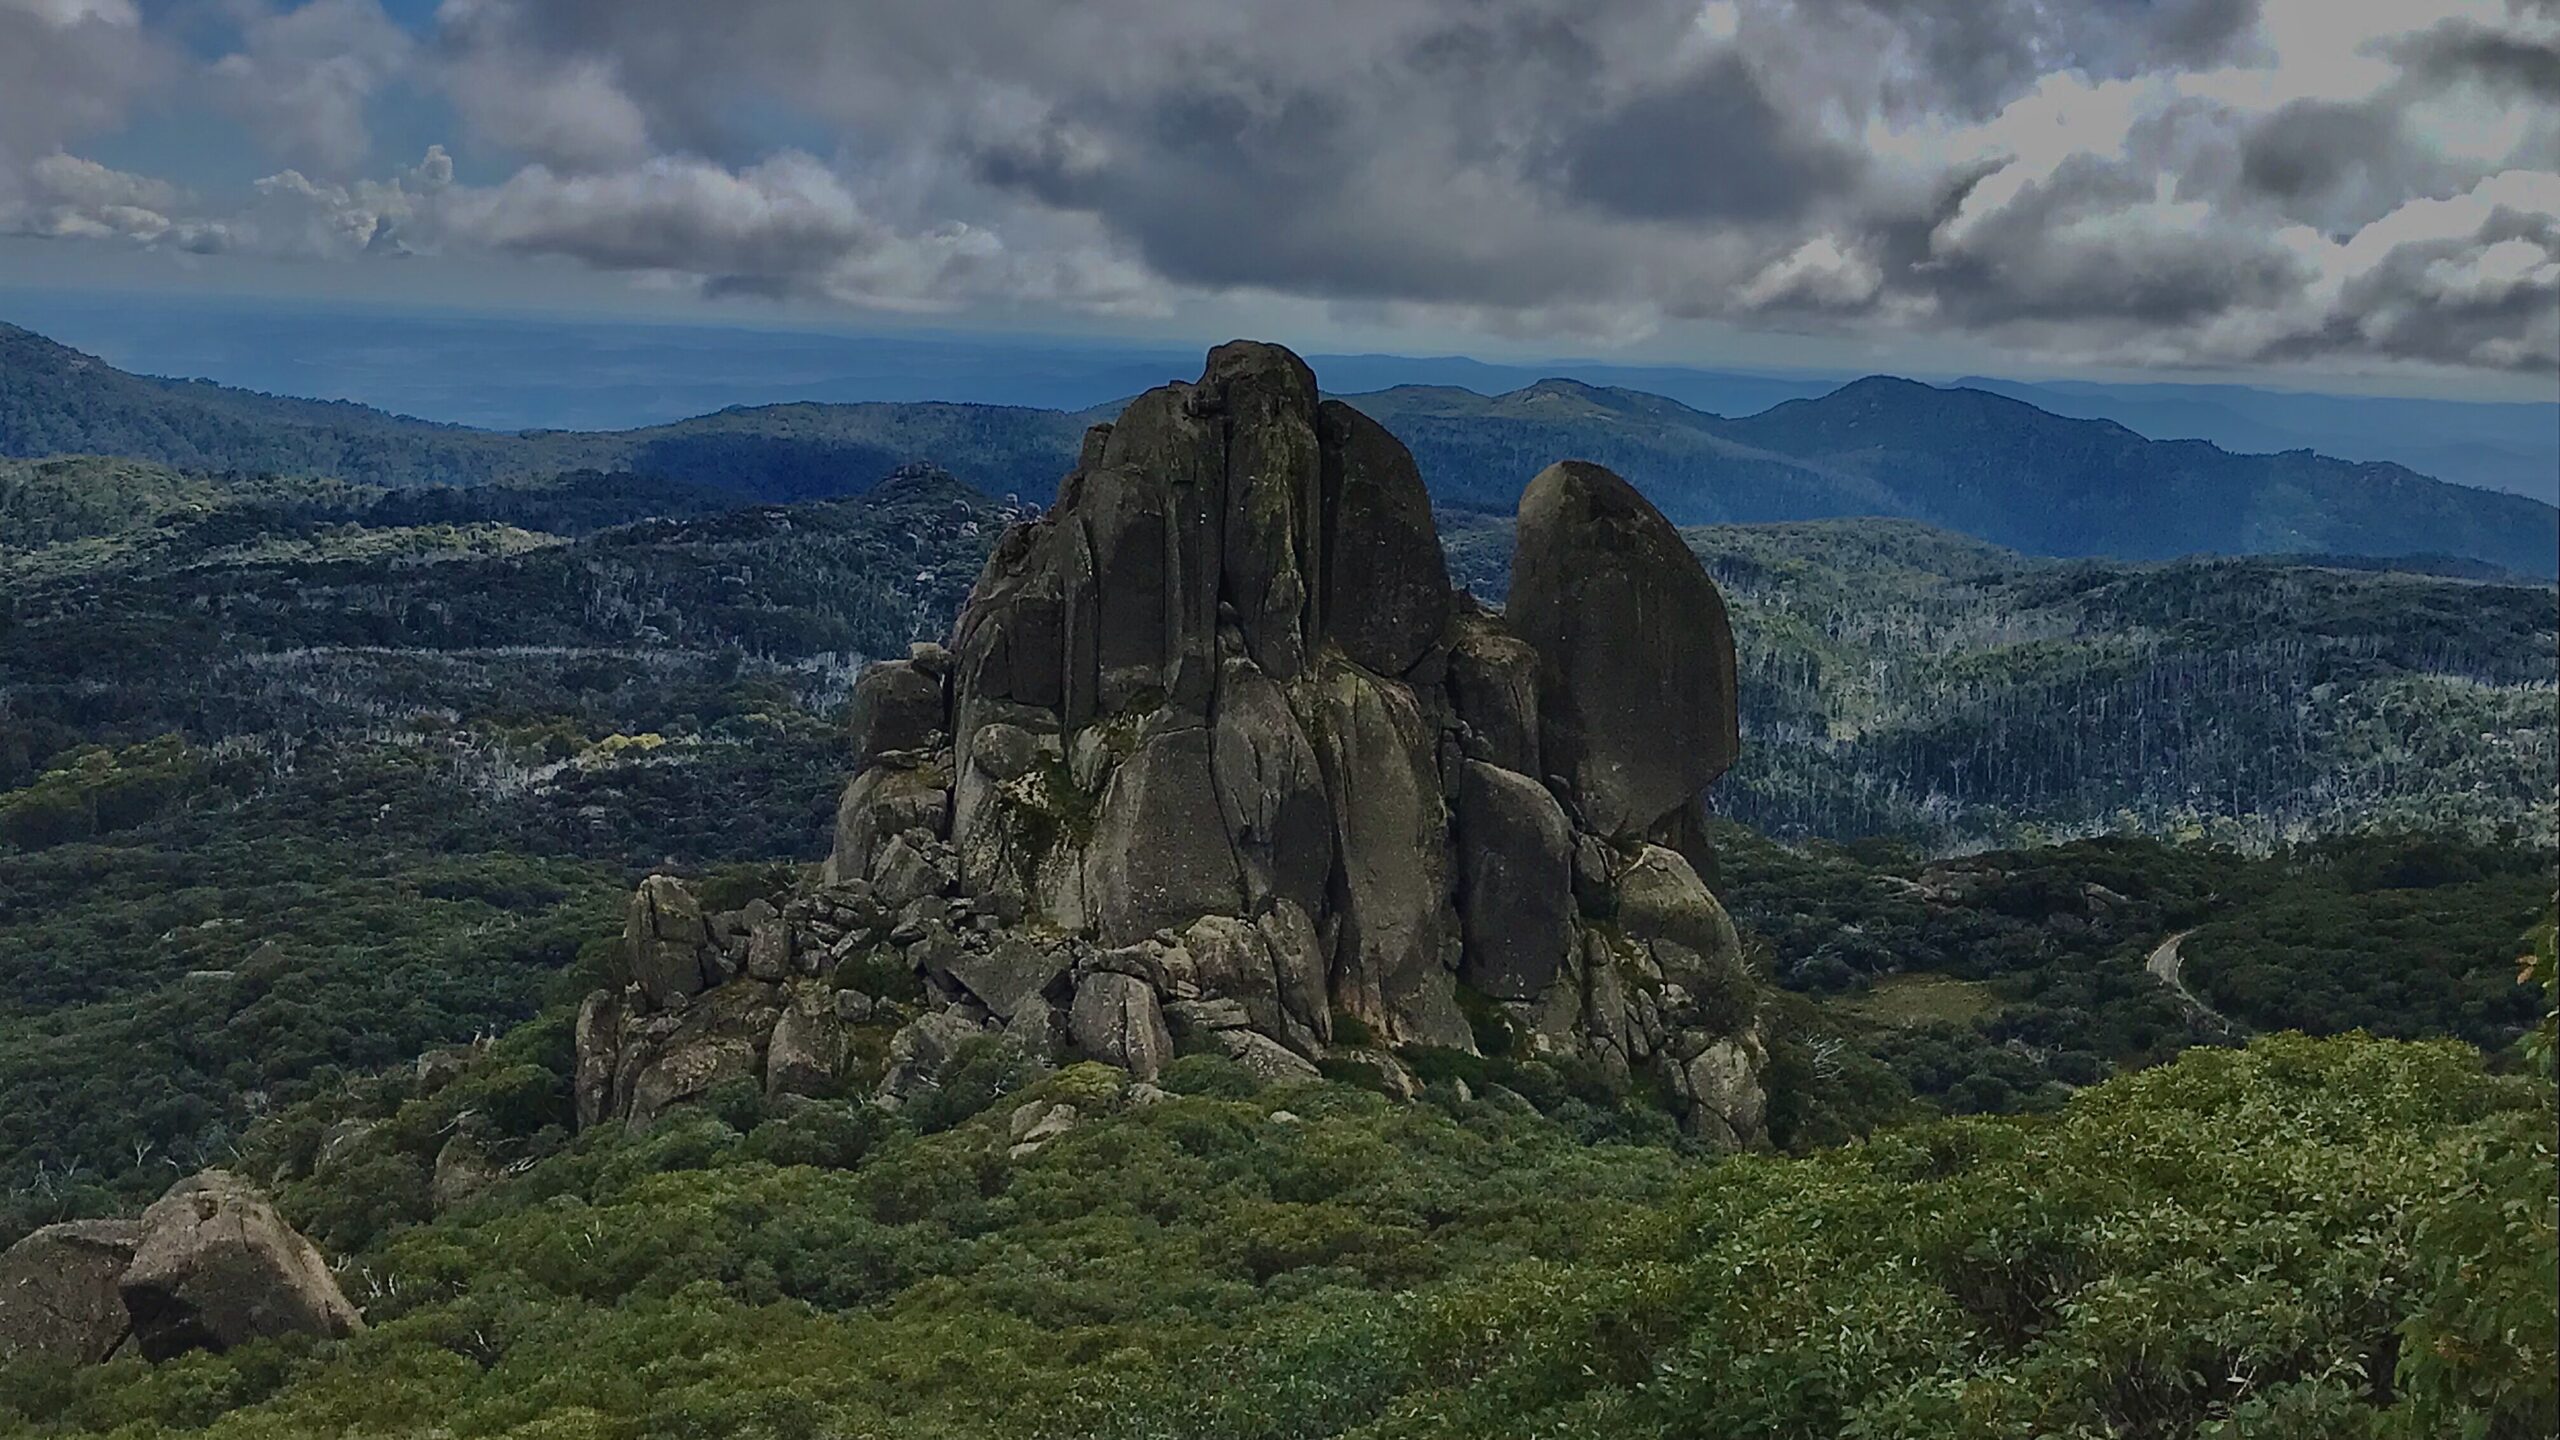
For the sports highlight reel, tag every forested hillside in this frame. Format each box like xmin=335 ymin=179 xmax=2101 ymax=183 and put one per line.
xmin=0 ymin=427 xmax=2549 ymax=1440
xmin=3 ymin=456 xmax=2548 ymax=1237
xmin=1445 ymin=513 xmax=2559 ymax=848
xmin=0 ymin=324 xmax=1084 ymax=502
xmin=2 ymin=1028 xmax=2551 ymax=1439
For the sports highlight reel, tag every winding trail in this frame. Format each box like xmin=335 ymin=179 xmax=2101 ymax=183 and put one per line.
xmin=2145 ymin=929 xmax=2240 ymax=1036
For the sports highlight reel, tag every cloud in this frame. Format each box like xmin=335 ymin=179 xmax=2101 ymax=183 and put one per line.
xmin=2387 ymin=16 xmax=2560 ymax=97
xmin=431 ymin=150 xmax=1163 ymax=313
xmin=7 ymin=152 xmax=199 ymax=244
xmin=208 ymin=0 xmax=416 ymax=177
xmin=1548 ymin=51 xmax=1866 ymax=222
xmin=434 ymin=0 xmax=651 ymax=171
xmin=0 ymin=0 xmax=165 ymax=179
xmin=231 ymin=146 xmax=450 ymax=257
xmin=10 ymin=0 xmax=2559 ymax=376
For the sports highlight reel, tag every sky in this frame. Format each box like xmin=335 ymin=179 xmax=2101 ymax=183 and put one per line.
xmin=1 ymin=0 xmax=2555 ymax=401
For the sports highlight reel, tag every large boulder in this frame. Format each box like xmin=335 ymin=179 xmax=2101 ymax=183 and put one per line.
xmin=1209 ymin=657 xmax=1334 ymax=920
xmin=877 ymin=1010 xmax=992 ymax=1107
xmin=573 ymin=989 xmax=624 ymax=1129
xmin=1678 ymin=1023 xmax=1769 ymax=1150
xmin=432 ymin=1134 xmax=498 ymax=1212
xmin=120 ymin=1171 xmax=362 ymax=1361
xmin=847 ymin=659 xmax=947 ymax=765
xmin=623 ymin=875 xmax=716 ymax=1009
xmin=1616 ymin=844 xmax=1744 ymax=981
xmin=1453 ymin=760 xmax=1577 ymax=1002
xmin=0 ymin=1219 xmax=139 ymax=1364
xmin=825 ymin=763 xmax=951 ymax=889
xmin=1072 ymin=462 xmax=1212 ymax=716
xmin=1210 ymin=341 xmax=1326 ymax=680
xmin=766 ymin=985 xmax=849 ymax=1100
xmin=1069 ymin=971 xmax=1176 ymax=1080
xmin=943 ymin=933 xmax=1070 ymax=1022
xmin=622 ymin=981 xmax=782 ymax=1127
xmin=1093 ymin=383 xmax=1228 ymax=715
xmin=952 ymin=518 xmax=1070 ymax=715
xmin=1318 ymin=400 xmax=1450 ymax=676
xmin=1083 ymin=724 xmax=1246 ymax=946
xmin=1446 ymin=605 xmax=1542 ymax=775
xmin=1508 ymin=460 xmax=1738 ymax=838
xmin=1307 ymin=658 xmax=1470 ymax=1050
xmin=949 ymin=712 xmax=1083 ymax=930
xmin=1181 ymin=912 xmax=1326 ymax=1058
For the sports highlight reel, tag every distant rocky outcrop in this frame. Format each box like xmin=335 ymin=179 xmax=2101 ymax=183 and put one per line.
xmin=572 ymin=342 xmax=1760 ymax=1144
xmin=0 ymin=1171 xmax=361 ymax=1366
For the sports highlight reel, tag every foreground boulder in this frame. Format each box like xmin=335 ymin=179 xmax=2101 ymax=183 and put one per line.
xmin=0 ymin=1171 xmax=361 ymax=1369
xmin=571 ymin=342 xmax=1764 ymax=1145
xmin=120 ymin=1171 xmax=364 ymax=1361
xmin=0 ymin=1219 xmax=140 ymax=1364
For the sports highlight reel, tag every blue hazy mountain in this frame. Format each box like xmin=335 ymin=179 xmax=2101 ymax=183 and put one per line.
xmin=9 ymin=289 xmax=2549 ymax=503
xmin=4 ymin=305 xmax=2554 ymax=576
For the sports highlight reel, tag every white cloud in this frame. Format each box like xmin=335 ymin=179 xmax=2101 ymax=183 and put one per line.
xmin=208 ymin=0 xmax=416 ymax=177
xmin=434 ymin=0 xmax=651 ymax=171
xmin=431 ymin=149 xmax=1164 ymax=313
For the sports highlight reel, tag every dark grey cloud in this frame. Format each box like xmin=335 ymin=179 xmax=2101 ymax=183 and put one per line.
xmin=1549 ymin=52 xmax=1867 ymax=222
xmin=2232 ymin=97 xmax=2470 ymax=236
xmin=2389 ymin=17 xmax=2560 ymax=96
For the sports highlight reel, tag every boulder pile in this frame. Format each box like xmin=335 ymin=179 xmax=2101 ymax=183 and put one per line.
xmin=574 ymin=342 xmax=1763 ymax=1143
xmin=0 ymin=1170 xmax=362 ymax=1366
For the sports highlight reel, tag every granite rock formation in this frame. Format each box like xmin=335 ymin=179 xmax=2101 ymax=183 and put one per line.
xmin=0 ymin=1170 xmax=361 ymax=1367
xmin=572 ymin=342 xmax=1760 ymax=1144
xmin=0 ymin=1220 xmax=140 ymax=1365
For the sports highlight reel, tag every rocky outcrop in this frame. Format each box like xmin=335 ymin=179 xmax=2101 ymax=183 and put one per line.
xmin=1068 ymin=971 xmax=1176 ymax=1080
xmin=848 ymin=657 xmax=949 ymax=766
xmin=1454 ymin=760 xmax=1576 ymax=1002
xmin=0 ymin=1219 xmax=140 ymax=1364
xmin=120 ymin=1171 xmax=360 ymax=1362
xmin=569 ymin=342 xmax=1764 ymax=1145
xmin=622 ymin=874 xmax=719 ymax=1009
xmin=1509 ymin=459 xmax=1739 ymax=839
xmin=1 ymin=1173 xmax=363 ymax=1369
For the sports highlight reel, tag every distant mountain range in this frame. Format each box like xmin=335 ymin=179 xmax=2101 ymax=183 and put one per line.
xmin=4 ymin=320 xmax=2554 ymax=577
xmin=1948 ymin=375 xmax=2560 ymax=505
xmin=12 ymin=291 xmax=2551 ymax=504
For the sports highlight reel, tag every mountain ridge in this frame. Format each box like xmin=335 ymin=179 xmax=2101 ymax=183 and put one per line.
xmin=5 ymin=320 xmax=2553 ymax=575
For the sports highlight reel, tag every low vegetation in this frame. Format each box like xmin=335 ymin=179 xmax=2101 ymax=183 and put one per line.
xmin=0 ymin=1032 xmax=2549 ymax=1439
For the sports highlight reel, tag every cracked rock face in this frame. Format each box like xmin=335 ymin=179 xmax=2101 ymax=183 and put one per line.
xmin=572 ymin=342 xmax=1763 ymax=1147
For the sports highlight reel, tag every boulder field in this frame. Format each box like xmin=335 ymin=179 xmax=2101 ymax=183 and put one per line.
xmin=574 ymin=341 xmax=1763 ymax=1144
